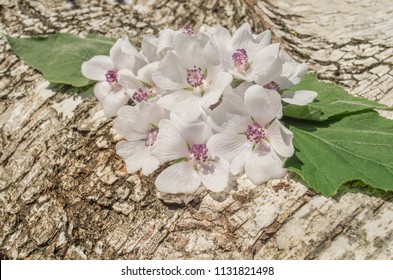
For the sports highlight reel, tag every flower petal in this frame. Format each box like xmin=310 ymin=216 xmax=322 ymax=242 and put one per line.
xmin=173 ymin=35 xmax=204 ymax=69
xmin=152 ymin=52 xmax=188 ymax=90
xmin=212 ymin=27 xmax=233 ymax=69
xmin=152 ymin=119 xmax=189 ymax=163
xmin=116 ymin=141 xmax=149 ymax=173
xmin=157 ymin=91 xmax=202 ymax=122
xmin=276 ymin=50 xmax=308 ymax=89
xmin=143 ymin=102 xmax=170 ymax=126
xmin=124 ymin=150 xmax=151 ymax=174
xmin=110 ymin=38 xmax=135 ymax=70
xmin=281 ymin=90 xmax=318 ymax=106
xmin=207 ymin=93 xmax=250 ymax=133
xmin=202 ymin=40 xmax=221 ymax=66
xmin=118 ymin=69 xmax=142 ymax=90
xmin=228 ymin=69 xmax=253 ymax=83
xmin=94 ymin=81 xmax=112 ymax=103
xmin=207 ymin=133 xmax=250 ymax=163
xmin=253 ymin=58 xmax=282 ymax=87
xmin=232 ymin=23 xmax=261 ymax=60
xmin=170 ymin=113 xmax=211 ymax=145
xmin=116 ymin=140 xmax=145 ymax=158
xmin=137 ymin=61 xmax=160 ymax=86
xmin=117 ymin=140 xmax=159 ymax=176
xmin=142 ymin=155 xmax=160 ymax=176
xmin=81 ymin=55 xmax=113 ymax=81
xmin=141 ymin=34 xmax=159 ymax=62
xmin=251 ymin=44 xmax=282 ymax=85
xmin=255 ymin=30 xmax=272 ymax=50
xmin=101 ymin=89 xmax=129 ymax=117
xmin=155 ymin=162 xmax=201 ymax=194
xmin=200 ymin=72 xmax=233 ymax=110
xmin=157 ymin=28 xmax=176 ymax=56
xmin=254 ymin=43 xmax=280 ymax=63
xmin=230 ymin=144 xmax=252 ymax=175
xmin=232 ymin=81 xmax=254 ymax=99
xmin=245 ymin=143 xmax=287 ymax=185
xmin=114 ymin=105 xmax=150 ymax=139
xmin=120 ymin=37 xmax=142 ymax=58
xmin=199 ymin=159 xmax=230 ymax=192
xmin=244 ymin=85 xmax=282 ymax=126
xmin=266 ymin=119 xmax=294 ymax=158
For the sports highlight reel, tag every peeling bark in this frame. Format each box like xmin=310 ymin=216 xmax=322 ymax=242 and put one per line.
xmin=0 ymin=0 xmax=392 ymax=260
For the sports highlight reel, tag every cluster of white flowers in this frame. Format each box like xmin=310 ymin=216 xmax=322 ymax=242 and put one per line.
xmin=81 ymin=23 xmax=317 ymax=194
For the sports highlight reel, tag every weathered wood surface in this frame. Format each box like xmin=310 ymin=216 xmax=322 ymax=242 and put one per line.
xmin=1 ymin=0 xmax=392 ymax=260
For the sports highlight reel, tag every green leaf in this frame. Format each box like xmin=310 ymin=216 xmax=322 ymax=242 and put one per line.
xmin=285 ymin=112 xmax=393 ymax=196
xmin=47 ymin=83 xmax=94 ymax=99
xmin=337 ymin=180 xmax=393 ymax=199
xmin=282 ymin=74 xmax=391 ymax=121
xmin=7 ymin=33 xmax=115 ymax=87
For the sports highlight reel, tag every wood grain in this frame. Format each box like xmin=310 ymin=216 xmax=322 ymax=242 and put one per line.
xmin=0 ymin=0 xmax=392 ymax=259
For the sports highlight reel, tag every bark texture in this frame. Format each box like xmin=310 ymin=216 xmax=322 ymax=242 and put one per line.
xmin=1 ymin=0 xmax=392 ymax=260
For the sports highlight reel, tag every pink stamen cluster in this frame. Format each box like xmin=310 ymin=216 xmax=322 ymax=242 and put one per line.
xmin=145 ymin=127 xmax=159 ymax=147
xmin=133 ymin=88 xmax=151 ymax=102
xmin=189 ymin=144 xmax=208 ymax=162
xmin=263 ymin=81 xmax=280 ymax=91
xmin=232 ymin=48 xmax=250 ymax=71
xmin=105 ymin=69 xmax=118 ymax=83
xmin=183 ymin=25 xmax=195 ymax=36
xmin=187 ymin=66 xmax=205 ymax=88
xmin=246 ymin=122 xmax=265 ymax=143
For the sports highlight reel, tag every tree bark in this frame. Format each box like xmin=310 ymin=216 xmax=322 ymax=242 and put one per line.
xmin=0 ymin=0 xmax=392 ymax=260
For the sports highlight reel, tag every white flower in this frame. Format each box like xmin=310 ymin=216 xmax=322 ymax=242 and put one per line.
xmin=207 ymin=85 xmax=294 ymax=185
xmin=118 ymin=62 xmax=162 ymax=103
xmin=117 ymin=36 xmax=164 ymax=103
xmin=141 ymin=35 xmax=161 ymax=63
xmin=119 ymin=29 xmax=211 ymax=106
xmin=152 ymin=115 xmax=230 ymax=193
xmin=114 ymin=102 xmax=169 ymax=176
xmin=258 ymin=50 xmax=317 ymax=105
xmin=212 ymin=23 xmax=281 ymax=86
xmin=231 ymin=80 xmax=318 ymax=106
xmin=81 ymin=37 xmax=137 ymax=117
xmin=229 ymin=72 xmax=317 ymax=107
xmin=153 ymin=35 xmax=232 ymax=122
xmin=273 ymin=50 xmax=309 ymax=90
xmin=139 ymin=25 xmax=211 ymax=64
xmin=156 ymin=25 xmax=211 ymax=58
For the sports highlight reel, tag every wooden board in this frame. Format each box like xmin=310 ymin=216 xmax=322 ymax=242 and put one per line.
xmin=0 ymin=0 xmax=392 ymax=259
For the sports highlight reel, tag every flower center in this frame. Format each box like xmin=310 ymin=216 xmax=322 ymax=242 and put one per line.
xmin=187 ymin=66 xmax=205 ymax=88
xmin=189 ymin=144 xmax=208 ymax=162
xmin=105 ymin=69 xmax=118 ymax=83
xmin=183 ymin=25 xmax=194 ymax=36
xmin=263 ymin=81 xmax=280 ymax=91
xmin=145 ymin=127 xmax=159 ymax=147
xmin=246 ymin=122 xmax=265 ymax=143
xmin=232 ymin=48 xmax=250 ymax=72
xmin=133 ymin=88 xmax=151 ymax=102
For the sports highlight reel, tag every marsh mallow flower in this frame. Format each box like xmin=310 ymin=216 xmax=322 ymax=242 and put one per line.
xmin=207 ymin=85 xmax=294 ymax=185
xmin=81 ymin=37 xmax=137 ymax=117
xmin=114 ymin=102 xmax=169 ymax=175
xmin=153 ymin=35 xmax=232 ymax=122
xmin=212 ymin=23 xmax=281 ymax=86
xmin=156 ymin=25 xmax=211 ymax=58
xmin=152 ymin=115 xmax=230 ymax=193
xmin=118 ymin=62 xmax=162 ymax=104
xmin=81 ymin=25 xmax=318 ymax=193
